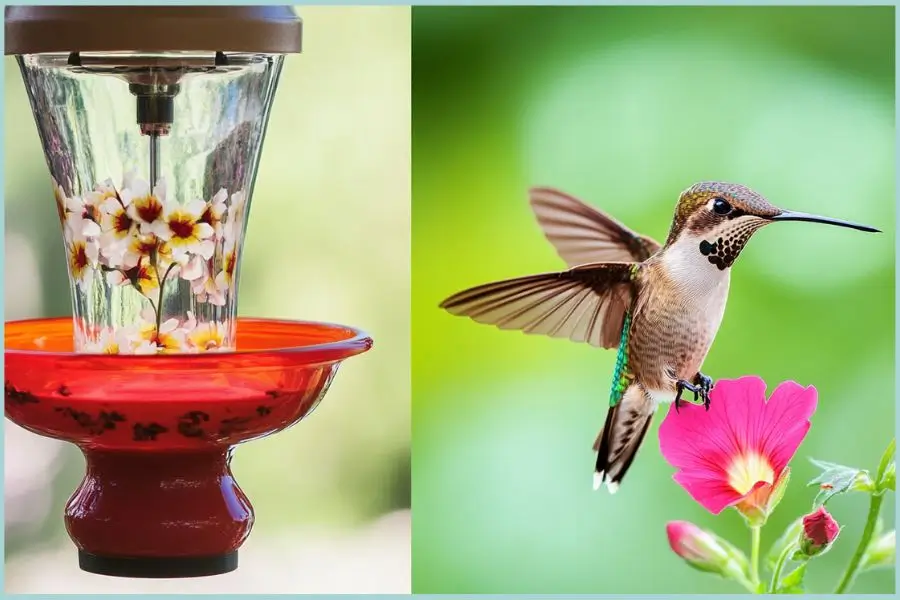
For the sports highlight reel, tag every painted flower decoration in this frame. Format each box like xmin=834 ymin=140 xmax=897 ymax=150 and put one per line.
xmin=53 ymin=173 xmax=246 ymax=354
xmin=123 ymin=173 xmax=166 ymax=235
xmin=155 ymin=199 xmax=216 ymax=262
xmin=216 ymin=236 xmax=238 ymax=292
xmin=81 ymin=327 xmax=133 ymax=355
xmin=106 ymin=257 xmax=159 ymax=297
xmin=67 ymin=228 xmax=100 ymax=289
xmin=98 ymin=194 xmax=139 ymax=266
xmin=64 ymin=193 xmax=102 ymax=239
xmin=659 ymin=376 xmax=817 ymax=523
xmin=136 ymin=317 xmax=187 ymax=354
xmin=187 ymin=321 xmax=227 ymax=351
xmin=52 ymin=177 xmax=68 ymax=225
xmin=200 ymin=188 xmax=228 ymax=238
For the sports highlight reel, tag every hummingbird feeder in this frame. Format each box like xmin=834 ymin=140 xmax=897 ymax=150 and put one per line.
xmin=4 ymin=6 xmax=372 ymax=579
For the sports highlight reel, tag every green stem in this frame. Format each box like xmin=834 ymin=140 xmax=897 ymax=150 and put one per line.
xmin=155 ymin=263 xmax=176 ymax=335
xmin=750 ymin=525 xmax=761 ymax=591
xmin=767 ymin=543 xmax=795 ymax=593
xmin=834 ymin=492 xmax=884 ymax=593
xmin=733 ymin=571 xmax=758 ymax=594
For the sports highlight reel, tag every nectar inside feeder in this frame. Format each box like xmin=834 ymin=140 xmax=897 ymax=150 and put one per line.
xmin=4 ymin=6 xmax=372 ymax=579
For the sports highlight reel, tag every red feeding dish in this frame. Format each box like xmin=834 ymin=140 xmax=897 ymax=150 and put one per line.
xmin=5 ymin=317 xmax=372 ymax=578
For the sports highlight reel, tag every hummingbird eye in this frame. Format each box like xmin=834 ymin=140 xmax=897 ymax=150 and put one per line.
xmin=712 ymin=197 xmax=733 ymax=215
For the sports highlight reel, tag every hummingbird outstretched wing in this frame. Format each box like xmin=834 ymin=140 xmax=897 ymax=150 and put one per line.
xmin=440 ymin=262 xmax=638 ymax=349
xmin=529 ymin=187 xmax=662 ymax=266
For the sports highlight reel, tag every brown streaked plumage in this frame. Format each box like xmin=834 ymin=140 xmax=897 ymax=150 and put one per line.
xmin=440 ymin=182 xmax=879 ymax=493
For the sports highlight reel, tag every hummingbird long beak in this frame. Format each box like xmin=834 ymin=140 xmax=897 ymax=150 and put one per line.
xmin=769 ymin=210 xmax=881 ymax=233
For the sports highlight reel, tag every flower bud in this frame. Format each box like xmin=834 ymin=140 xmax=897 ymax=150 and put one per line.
xmin=798 ymin=506 xmax=840 ymax=558
xmin=666 ymin=521 xmax=749 ymax=583
xmin=861 ymin=530 xmax=895 ymax=571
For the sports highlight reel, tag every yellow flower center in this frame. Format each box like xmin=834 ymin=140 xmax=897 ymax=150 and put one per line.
xmin=189 ymin=325 xmax=225 ymax=351
xmin=727 ymin=451 xmax=774 ymax=495
xmin=69 ymin=242 xmax=89 ymax=276
xmin=113 ymin=210 xmax=134 ymax=235
xmin=133 ymin=263 xmax=159 ymax=296
xmin=167 ymin=212 xmax=200 ymax=245
xmin=134 ymin=195 xmax=163 ymax=224
xmin=138 ymin=323 xmax=157 ymax=341
xmin=224 ymin=248 xmax=237 ymax=277
xmin=156 ymin=332 xmax=182 ymax=352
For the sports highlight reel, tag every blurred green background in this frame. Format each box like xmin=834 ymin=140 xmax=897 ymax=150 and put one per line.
xmin=412 ymin=6 xmax=894 ymax=594
xmin=4 ymin=7 xmax=410 ymax=593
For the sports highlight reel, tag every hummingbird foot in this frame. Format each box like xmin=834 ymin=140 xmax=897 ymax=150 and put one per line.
xmin=674 ymin=380 xmax=699 ymax=412
xmin=693 ymin=372 xmax=714 ymax=411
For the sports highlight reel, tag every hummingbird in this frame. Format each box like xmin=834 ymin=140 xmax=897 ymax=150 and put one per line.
xmin=439 ymin=182 xmax=880 ymax=493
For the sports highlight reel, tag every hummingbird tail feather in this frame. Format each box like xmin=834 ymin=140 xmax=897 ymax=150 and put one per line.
xmin=593 ymin=384 xmax=654 ymax=493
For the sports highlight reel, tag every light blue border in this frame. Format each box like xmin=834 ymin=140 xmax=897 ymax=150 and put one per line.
xmin=2 ymin=1 xmax=898 ymax=599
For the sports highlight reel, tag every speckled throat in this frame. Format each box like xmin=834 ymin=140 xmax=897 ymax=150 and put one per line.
xmin=695 ymin=218 xmax=768 ymax=270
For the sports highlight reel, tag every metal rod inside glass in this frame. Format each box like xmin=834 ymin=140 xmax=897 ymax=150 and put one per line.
xmin=149 ymin=132 xmax=160 ymax=188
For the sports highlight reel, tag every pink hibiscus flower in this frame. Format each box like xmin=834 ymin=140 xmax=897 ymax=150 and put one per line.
xmin=659 ymin=376 xmax=817 ymax=521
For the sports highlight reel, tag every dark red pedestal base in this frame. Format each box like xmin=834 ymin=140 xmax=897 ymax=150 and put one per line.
xmin=65 ymin=449 xmax=252 ymax=577
xmin=79 ymin=550 xmax=238 ymax=578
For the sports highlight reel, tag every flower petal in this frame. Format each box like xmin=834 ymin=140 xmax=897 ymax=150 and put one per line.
xmin=758 ymin=381 xmax=817 ymax=474
xmin=180 ymin=256 xmax=205 ymax=281
xmin=105 ymin=270 xmax=126 ymax=285
xmin=658 ymin=376 xmax=817 ymax=516
xmin=196 ymin=223 xmax=215 ymax=240
xmin=672 ymin=471 xmax=748 ymax=515
xmin=184 ymin=199 xmax=206 ymax=216
xmin=82 ymin=219 xmax=102 ymax=238
xmin=65 ymin=196 xmax=84 ymax=212
xmin=153 ymin=178 xmax=167 ymax=201
xmin=212 ymin=188 xmax=228 ymax=205
xmin=152 ymin=221 xmax=173 ymax=240
xmin=197 ymin=238 xmax=215 ymax=259
xmin=100 ymin=197 xmax=121 ymax=214
xmin=160 ymin=318 xmax=179 ymax=334
xmin=85 ymin=241 xmax=100 ymax=263
xmin=659 ymin=376 xmax=768 ymax=471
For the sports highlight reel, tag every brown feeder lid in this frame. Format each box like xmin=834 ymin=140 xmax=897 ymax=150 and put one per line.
xmin=4 ymin=6 xmax=302 ymax=55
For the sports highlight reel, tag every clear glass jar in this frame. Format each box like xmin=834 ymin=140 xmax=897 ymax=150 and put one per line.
xmin=18 ymin=51 xmax=284 ymax=354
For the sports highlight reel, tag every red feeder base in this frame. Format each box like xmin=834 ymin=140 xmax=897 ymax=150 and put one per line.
xmin=5 ymin=317 xmax=372 ymax=578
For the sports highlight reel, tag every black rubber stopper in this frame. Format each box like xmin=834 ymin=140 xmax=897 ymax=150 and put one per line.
xmin=78 ymin=550 xmax=238 ymax=578
xmin=135 ymin=94 xmax=175 ymax=127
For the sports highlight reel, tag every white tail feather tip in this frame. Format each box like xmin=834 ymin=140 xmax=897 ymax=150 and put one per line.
xmin=592 ymin=472 xmax=604 ymax=491
xmin=606 ymin=481 xmax=620 ymax=494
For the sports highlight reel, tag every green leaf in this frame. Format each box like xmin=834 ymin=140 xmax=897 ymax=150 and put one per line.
xmin=807 ymin=458 xmax=873 ymax=506
xmin=766 ymin=518 xmax=802 ymax=570
xmin=882 ymin=462 xmax=895 ymax=492
xmin=777 ymin=563 xmax=808 ymax=594
xmin=875 ymin=438 xmax=895 ymax=494
xmin=877 ymin=438 xmax=895 ymax=479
